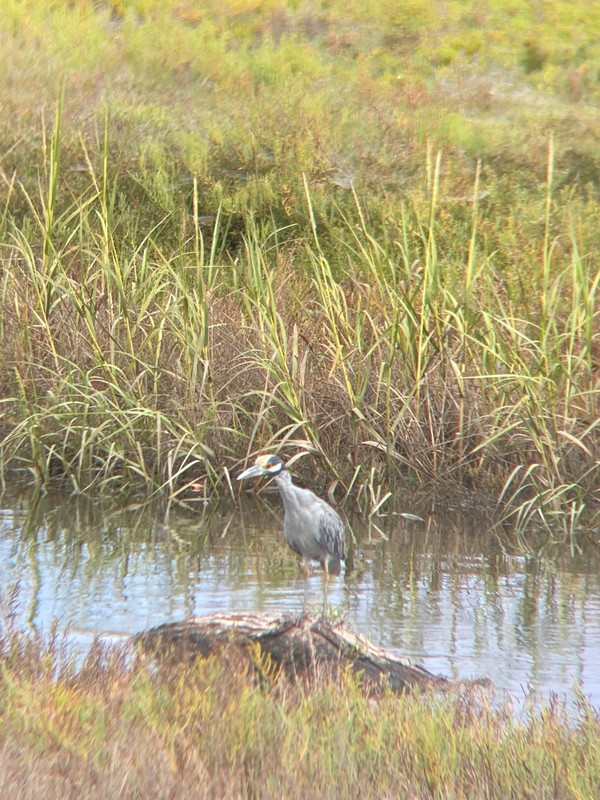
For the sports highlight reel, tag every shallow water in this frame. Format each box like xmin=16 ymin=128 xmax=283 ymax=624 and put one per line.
xmin=1 ymin=489 xmax=599 ymax=708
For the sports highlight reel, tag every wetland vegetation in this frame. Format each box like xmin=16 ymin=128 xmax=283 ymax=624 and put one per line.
xmin=1 ymin=0 xmax=600 ymax=535
xmin=1 ymin=2 xmax=600 ymax=796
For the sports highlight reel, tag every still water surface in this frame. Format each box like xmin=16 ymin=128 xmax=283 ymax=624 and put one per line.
xmin=0 ymin=489 xmax=599 ymax=708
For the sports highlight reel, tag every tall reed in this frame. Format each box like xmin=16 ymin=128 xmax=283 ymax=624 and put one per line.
xmin=1 ymin=100 xmax=598 ymax=534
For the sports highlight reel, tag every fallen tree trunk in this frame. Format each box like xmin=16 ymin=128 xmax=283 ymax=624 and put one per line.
xmin=135 ymin=612 xmax=446 ymax=694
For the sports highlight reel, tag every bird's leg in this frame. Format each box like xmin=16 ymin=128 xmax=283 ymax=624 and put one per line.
xmin=301 ymin=559 xmax=310 ymax=618
xmin=322 ymin=562 xmax=329 ymax=621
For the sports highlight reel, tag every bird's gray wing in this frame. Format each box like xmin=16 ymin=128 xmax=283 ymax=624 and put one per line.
xmin=317 ymin=503 xmax=346 ymax=562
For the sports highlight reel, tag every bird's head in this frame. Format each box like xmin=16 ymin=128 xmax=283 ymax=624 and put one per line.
xmin=237 ymin=454 xmax=285 ymax=481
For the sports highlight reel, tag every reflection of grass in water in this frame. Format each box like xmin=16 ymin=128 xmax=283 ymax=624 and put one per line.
xmin=6 ymin=489 xmax=600 ymax=650
xmin=0 ymin=589 xmax=598 ymax=798
xmin=368 ymin=513 xmax=600 ymax=693
xmin=0 ymin=491 xmax=304 ymax=604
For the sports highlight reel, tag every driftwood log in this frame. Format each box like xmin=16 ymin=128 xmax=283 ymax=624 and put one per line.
xmin=135 ymin=612 xmax=447 ymax=694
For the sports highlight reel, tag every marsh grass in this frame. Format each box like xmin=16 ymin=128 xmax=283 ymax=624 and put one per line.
xmin=1 ymin=113 xmax=599 ymax=530
xmin=1 ymin=1 xmax=600 ymax=533
xmin=0 ymin=597 xmax=598 ymax=800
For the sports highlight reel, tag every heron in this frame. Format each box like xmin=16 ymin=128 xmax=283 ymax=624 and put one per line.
xmin=237 ymin=454 xmax=345 ymax=619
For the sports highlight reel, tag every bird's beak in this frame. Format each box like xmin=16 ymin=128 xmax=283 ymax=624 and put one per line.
xmin=237 ymin=464 xmax=267 ymax=481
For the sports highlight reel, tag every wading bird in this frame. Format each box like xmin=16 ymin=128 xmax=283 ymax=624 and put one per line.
xmin=237 ymin=454 xmax=345 ymax=619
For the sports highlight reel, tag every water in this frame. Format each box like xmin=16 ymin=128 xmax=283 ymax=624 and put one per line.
xmin=1 ymin=489 xmax=599 ymax=708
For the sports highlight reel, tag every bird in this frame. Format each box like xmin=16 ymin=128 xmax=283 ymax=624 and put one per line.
xmin=237 ymin=454 xmax=345 ymax=619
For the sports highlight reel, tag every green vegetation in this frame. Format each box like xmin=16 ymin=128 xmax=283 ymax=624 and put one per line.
xmin=1 ymin=0 xmax=600 ymax=532
xmin=0 ymin=604 xmax=597 ymax=800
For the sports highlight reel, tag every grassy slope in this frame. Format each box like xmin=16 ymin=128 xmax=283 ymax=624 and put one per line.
xmin=1 ymin=0 xmax=600 ymax=530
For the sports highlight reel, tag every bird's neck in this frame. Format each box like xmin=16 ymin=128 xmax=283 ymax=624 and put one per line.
xmin=274 ymin=470 xmax=295 ymax=508
xmin=274 ymin=469 xmax=291 ymax=489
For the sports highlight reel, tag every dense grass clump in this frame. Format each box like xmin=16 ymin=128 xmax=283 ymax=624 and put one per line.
xmin=0 ymin=603 xmax=598 ymax=800
xmin=1 ymin=1 xmax=600 ymax=532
